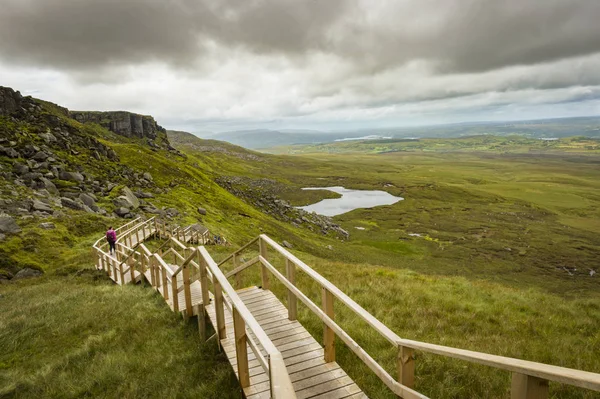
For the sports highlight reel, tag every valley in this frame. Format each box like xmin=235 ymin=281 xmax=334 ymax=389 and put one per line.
xmin=0 ymin=89 xmax=598 ymax=398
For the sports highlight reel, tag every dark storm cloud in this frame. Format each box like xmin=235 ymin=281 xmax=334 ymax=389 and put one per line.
xmin=0 ymin=0 xmax=351 ymax=71
xmin=2 ymin=0 xmax=599 ymax=74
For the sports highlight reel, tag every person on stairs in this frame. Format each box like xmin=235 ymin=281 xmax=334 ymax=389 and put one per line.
xmin=106 ymin=226 xmax=117 ymax=255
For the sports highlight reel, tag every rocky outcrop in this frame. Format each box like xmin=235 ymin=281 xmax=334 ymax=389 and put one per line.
xmin=0 ymin=86 xmax=25 ymax=116
xmin=70 ymin=111 xmax=166 ymax=140
xmin=216 ymin=176 xmax=349 ymax=240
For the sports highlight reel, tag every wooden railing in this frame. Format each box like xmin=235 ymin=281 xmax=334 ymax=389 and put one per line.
xmin=218 ymin=234 xmax=600 ymax=399
xmin=197 ymin=246 xmax=296 ymax=398
xmin=93 ymin=219 xmax=600 ymax=398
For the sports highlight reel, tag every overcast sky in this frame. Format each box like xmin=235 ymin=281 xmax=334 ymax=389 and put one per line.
xmin=2 ymin=0 xmax=600 ymax=133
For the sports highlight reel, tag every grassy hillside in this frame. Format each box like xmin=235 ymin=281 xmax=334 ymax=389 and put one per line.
xmin=1 ymin=99 xmax=599 ymax=398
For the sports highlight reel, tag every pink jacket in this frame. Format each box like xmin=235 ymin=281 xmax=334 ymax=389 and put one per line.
xmin=106 ymin=230 xmax=117 ymax=242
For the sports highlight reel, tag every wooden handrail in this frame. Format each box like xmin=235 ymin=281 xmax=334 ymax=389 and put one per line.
xmin=250 ymin=235 xmax=600 ymax=396
xmin=259 ymin=234 xmax=400 ymax=345
xmin=259 ymin=256 xmax=426 ymax=399
xmin=198 ymin=247 xmax=296 ymax=397
xmin=397 ymin=339 xmax=600 ymax=391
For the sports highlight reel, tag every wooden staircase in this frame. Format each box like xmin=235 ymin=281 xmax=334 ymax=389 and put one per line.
xmin=93 ymin=218 xmax=600 ymax=399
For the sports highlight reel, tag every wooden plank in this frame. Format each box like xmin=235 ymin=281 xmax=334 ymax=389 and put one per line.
xmin=233 ymin=308 xmax=250 ymax=388
xmin=310 ymin=382 xmax=363 ymax=399
xmin=511 ymin=373 xmax=549 ymax=399
xmin=258 ymin=237 xmax=270 ymax=290
xmin=286 ymin=258 xmax=297 ymax=321
xmin=398 ymin=345 xmax=415 ymax=389
xmin=322 ymin=288 xmax=335 ymax=363
xmin=295 ymin=375 xmax=352 ymax=399
xmin=293 ymin=368 xmax=348 ymax=392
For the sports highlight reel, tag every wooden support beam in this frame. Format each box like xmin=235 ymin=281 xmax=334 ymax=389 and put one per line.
xmin=196 ymin=304 xmax=206 ymax=341
xmin=233 ymin=253 xmax=241 ymax=289
xmin=233 ymin=307 xmax=250 ymax=388
xmin=119 ymin=260 xmax=125 ymax=286
xmin=214 ymin=280 xmax=226 ymax=344
xmin=162 ymin=265 xmax=169 ymax=300
xmin=199 ymin=254 xmax=210 ymax=306
xmin=511 ymin=373 xmax=549 ymax=399
xmin=259 ymin=238 xmax=270 ymax=290
xmin=171 ymin=275 xmax=179 ymax=312
xmin=128 ymin=256 xmax=135 ymax=283
xmin=322 ymin=287 xmax=335 ymax=362
xmin=286 ymin=258 xmax=297 ymax=321
xmin=398 ymin=345 xmax=415 ymax=390
xmin=183 ymin=264 xmax=193 ymax=318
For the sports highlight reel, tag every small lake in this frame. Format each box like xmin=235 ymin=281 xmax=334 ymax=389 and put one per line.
xmin=297 ymin=186 xmax=403 ymax=217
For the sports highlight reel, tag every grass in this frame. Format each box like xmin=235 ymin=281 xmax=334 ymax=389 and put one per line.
xmin=0 ymin=274 xmax=239 ymax=399
xmin=211 ymin=248 xmax=600 ymax=398
xmin=2 ymin=105 xmax=600 ymax=398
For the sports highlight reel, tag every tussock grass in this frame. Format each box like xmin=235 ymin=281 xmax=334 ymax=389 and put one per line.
xmin=0 ymin=274 xmax=239 ymax=398
xmin=217 ymin=248 xmax=600 ymax=398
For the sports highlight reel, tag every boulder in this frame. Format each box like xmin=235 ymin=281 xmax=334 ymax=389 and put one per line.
xmin=39 ymin=132 xmax=57 ymax=143
xmin=142 ymin=172 xmax=153 ymax=181
xmin=113 ymin=196 xmax=133 ymax=209
xmin=197 ymin=207 xmax=207 ymax=215
xmin=79 ymin=193 xmax=96 ymax=207
xmin=13 ymin=163 xmax=29 ymax=175
xmin=0 ymin=216 xmax=21 ymax=234
xmin=32 ymin=200 xmax=53 ymax=213
xmin=120 ymin=186 xmax=140 ymax=209
xmin=165 ymin=208 xmax=179 ymax=217
xmin=40 ymin=178 xmax=59 ymax=195
xmin=59 ymin=171 xmax=84 ymax=182
xmin=114 ymin=207 xmax=131 ymax=217
xmin=135 ymin=191 xmax=154 ymax=198
xmin=0 ymin=146 xmax=19 ymax=158
xmin=61 ymin=197 xmax=84 ymax=210
xmin=13 ymin=268 xmax=43 ymax=280
xmin=32 ymin=151 xmax=49 ymax=161
xmin=39 ymin=222 xmax=56 ymax=230
xmin=282 ymin=240 xmax=293 ymax=249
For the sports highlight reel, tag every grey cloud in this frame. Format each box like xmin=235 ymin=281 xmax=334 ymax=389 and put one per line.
xmin=2 ymin=0 xmax=600 ymax=76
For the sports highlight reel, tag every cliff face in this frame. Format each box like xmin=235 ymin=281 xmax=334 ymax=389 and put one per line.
xmin=69 ymin=111 xmax=166 ymax=140
xmin=0 ymin=86 xmax=35 ymax=116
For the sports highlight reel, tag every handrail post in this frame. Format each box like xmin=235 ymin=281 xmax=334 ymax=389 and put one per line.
xmin=233 ymin=307 xmax=250 ymax=388
xmin=161 ymin=263 xmax=169 ymax=300
xmin=259 ymin=237 xmax=270 ymax=290
xmin=135 ymin=226 xmax=140 ymax=246
xmin=119 ymin=259 xmax=125 ymax=285
xmin=183 ymin=263 xmax=192 ymax=318
xmin=286 ymin=258 xmax=297 ymax=321
xmin=233 ymin=253 xmax=241 ymax=289
xmin=397 ymin=345 xmax=415 ymax=390
xmin=214 ymin=278 xmax=226 ymax=344
xmin=199 ymin=253 xmax=210 ymax=306
xmin=112 ymin=257 xmax=118 ymax=281
xmin=511 ymin=373 xmax=549 ymax=399
xmin=322 ymin=287 xmax=335 ymax=362
xmin=172 ymin=273 xmax=179 ymax=312
xmin=129 ymin=256 xmax=135 ymax=283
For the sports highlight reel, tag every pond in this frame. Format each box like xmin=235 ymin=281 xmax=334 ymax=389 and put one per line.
xmin=297 ymin=186 xmax=403 ymax=217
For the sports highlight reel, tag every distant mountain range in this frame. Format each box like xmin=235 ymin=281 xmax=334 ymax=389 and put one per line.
xmin=202 ymin=116 xmax=600 ymax=149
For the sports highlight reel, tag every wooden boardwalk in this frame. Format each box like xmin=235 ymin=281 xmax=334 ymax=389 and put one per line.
xmin=93 ymin=217 xmax=600 ymax=399
xmin=206 ymin=287 xmax=365 ymax=399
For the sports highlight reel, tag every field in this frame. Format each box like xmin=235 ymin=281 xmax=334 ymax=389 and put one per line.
xmin=2 ymin=125 xmax=599 ymax=398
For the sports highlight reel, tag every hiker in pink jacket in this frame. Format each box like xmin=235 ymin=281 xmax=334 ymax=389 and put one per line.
xmin=106 ymin=226 xmax=117 ymax=255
